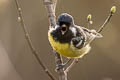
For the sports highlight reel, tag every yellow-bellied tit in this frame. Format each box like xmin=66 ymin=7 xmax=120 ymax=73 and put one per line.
xmin=48 ymin=13 xmax=102 ymax=58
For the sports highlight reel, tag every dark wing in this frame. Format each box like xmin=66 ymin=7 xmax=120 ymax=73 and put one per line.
xmin=71 ymin=25 xmax=86 ymax=49
xmin=71 ymin=26 xmax=102 ymax=49
xmin=71 ymin=36 xmax=85 ymax=49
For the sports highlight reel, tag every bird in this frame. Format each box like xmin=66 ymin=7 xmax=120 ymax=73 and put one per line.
xmin=48 ymin=13 xmax=102 ymax=58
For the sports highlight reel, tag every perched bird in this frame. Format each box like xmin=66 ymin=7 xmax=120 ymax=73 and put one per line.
xmin=48 ymin=13 xmax=102 ymax=58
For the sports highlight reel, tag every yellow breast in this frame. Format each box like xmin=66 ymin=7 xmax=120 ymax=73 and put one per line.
xmin=48 ymin=31 xmax=91 ymax=58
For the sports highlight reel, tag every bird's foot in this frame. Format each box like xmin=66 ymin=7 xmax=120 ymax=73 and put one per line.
xmin=55 ymin=64 xmax=65 ymax=72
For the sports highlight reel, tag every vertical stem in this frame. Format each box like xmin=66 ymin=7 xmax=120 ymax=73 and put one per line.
xmin=43 ymin=0 xmax=68 ymax=80
xmin=43 ymin=0 xmax=56 ymax=27
xmin=54 ymin=52 xmax=67 ymax=80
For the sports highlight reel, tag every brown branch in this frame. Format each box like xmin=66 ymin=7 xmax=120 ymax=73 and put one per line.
xmin=97 ymin=13 xmax=113 ymax=33
xmin=54 ymin=52 xmax=67 ymax=80
xmin=43 ymin=0 xmax=68 ymax=80
xmin=97 ymin=6 xmax=116 ymax=33
xmin=14 ymin=0 xmax=56 ymax=80
xmin=65 ymin=59 xmax=77 ymax=73
xmin=43 ymin=0 xmax=56 ymax=27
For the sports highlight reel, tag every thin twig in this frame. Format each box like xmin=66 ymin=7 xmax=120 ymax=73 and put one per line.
xmin=55 ymin=59 xmax=72 ymax=71
xmin=97 ymin=6 xmax=116 ymax=33
xmin=14 ymin=0 xmax=56 ymax=80
xmin=43 ymin=0 xmax=68 ymax=80
xmin=65 ymin=59 xmax=78 ymax=73
xmin=84 ymin=6 xmax=116 ymax=46
xmin=97 ymin=13 xmax=113 ymax=33
xmin=52 ymin=0 xmax=57 ymax=12
xmin=43 ymin=0 xmax=67 ymax=80
xmin=63 ymin=59 xmax=72 ymax=67
xmin=54 ymin=52 xmax=67 ymax=80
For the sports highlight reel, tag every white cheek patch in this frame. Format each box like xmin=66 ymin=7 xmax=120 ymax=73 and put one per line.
xmin=49 ymin=25 xmax=59 ymax=32
xmin=55 ymin=25 xmax=59 ymax=30
xmin=69 ymin=27 xmax=77 ymax=36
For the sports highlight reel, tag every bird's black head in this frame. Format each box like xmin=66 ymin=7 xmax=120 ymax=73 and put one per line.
xmin=57 ymin=13 xmax=74 ymax=26
xmin=50 ymin=13 xmax=75 ymax=43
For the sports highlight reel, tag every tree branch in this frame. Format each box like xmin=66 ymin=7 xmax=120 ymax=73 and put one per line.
xmin=43 ymin=0 xmax=56 ymax=27
xmin=43 ymin=0 xmax=67 ymax=80
xmin=97 ymin=6 xmax=116 ymax=33
xmin=54 ymin=52 xmax=67 ymax=80
xmin=65 ymin=59 xmax=77 ymax=73
xmin=14 ymin=0 xmax=56 ymax=80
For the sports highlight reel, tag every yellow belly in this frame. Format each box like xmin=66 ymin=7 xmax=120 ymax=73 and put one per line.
xmin=48 ymin=32 xmax=91 ymax=58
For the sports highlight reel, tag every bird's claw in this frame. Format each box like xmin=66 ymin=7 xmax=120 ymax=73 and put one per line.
xmin=55 ymin=64 xmax=65 ymax=72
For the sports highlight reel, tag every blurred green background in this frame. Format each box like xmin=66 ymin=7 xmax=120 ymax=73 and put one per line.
xmin=0 ymin=0 xmax=120 ymax=80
